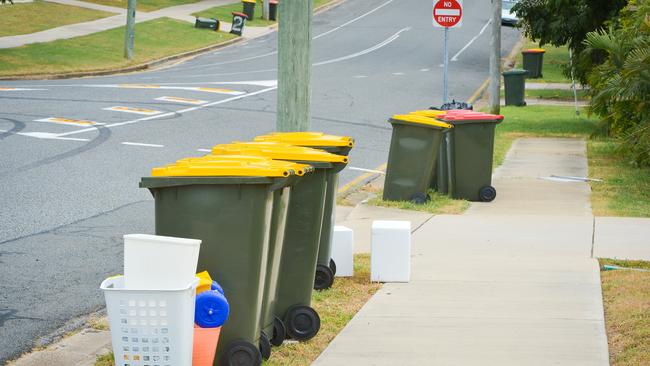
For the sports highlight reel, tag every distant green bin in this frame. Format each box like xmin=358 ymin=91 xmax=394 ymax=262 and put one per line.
xmin=436 ymin=111 xmax=504 ymax=202
xmin=254 ymin=132 xmax=355 ymax=289
xmin=211 ymin=142 xmax=348 ymax=345
xmin=383 ymin=114 xmax=453 ymax=202
xmin=140 ymin=157 xmax=298 ymax=366
xmin=242 ymin=0 xmax=256 ymax=19
xmin=522 ymin=48 xmax=545 ymax=78
xmin=503 ymin=69 xmax=528 ymax=106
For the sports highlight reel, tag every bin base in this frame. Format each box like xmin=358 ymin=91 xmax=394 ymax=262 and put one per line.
xmin=285 ymin=305 xmax=320 ymax=341
xmin=479 ymin=186 xmax=497 ymax=202
xmin=314 ymin=264 xmax=334 ymax=291
xmin=271 ymin=316 xmax=286 ymax=346
xmin=221 ymin=340 xmax=262 ymax=366
xmin=259 ymin=332 xmax=271 ymax=360
xmin=329 ymin=258 xmax=337 ymax=276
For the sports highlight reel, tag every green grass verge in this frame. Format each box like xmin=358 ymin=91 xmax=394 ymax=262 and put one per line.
xmin=95 ymin=254 xmax=381 ymax=366
xmin=500 ymin=88 xmax=589 ymax=101
xmin=0 ymin=18 xmax=237 ymax=77
xmin=194 ymin=0 xmax=333 ymax=27
xmin=368 ymin=190 xmax=469 ymax=215
xmin=515 ymin=40 xmax=571 ymax=84
xmin=599 ymin=259 xmax=650 ymax=366
xmin=0 ymin=0 xmax=113 ymax=37
xmin=80 ymin=0 xmax=201 ymax=12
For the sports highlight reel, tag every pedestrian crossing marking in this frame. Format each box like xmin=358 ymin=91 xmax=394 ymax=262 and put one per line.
xmin=155 ymin=96 xmax=207 ymax=105
xmin=104 ymin=106 xmax=162 ymax=115
xmin=35 ymin=117 xmax=104 ymax=126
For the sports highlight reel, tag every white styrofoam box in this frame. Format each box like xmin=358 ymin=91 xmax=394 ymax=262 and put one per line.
xmin=124 ymin=234 xmax=201 ymax=290
xmin=332 ymin=226 xmax=354 ymax=277
xmin=371 ymin=220 xmax=411 ymax=282
xmin=101 ymin=276 xmax=198 ymax=366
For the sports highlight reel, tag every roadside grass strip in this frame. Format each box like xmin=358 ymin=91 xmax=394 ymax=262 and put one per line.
xmin=0 ymin=1 xmax=114 ymax=37
xmin=78 ymin=0 xmax=202 ymax=12
xmin=0 ymin=18 xmax=238 ymax=78
xmin=35 ymin=117 xmax=104 ymax=126
xmin=104 ymin=106 xmax=162 ymax=115
xmin=155 ymin=96 xmax=207 ymax=105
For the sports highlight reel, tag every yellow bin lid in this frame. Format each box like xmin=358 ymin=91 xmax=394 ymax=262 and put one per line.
xmin=409 ymin=110 xmax=447 ymax=118
xmin=391 ymin=114 xmax=453 ymax=129
xmin=151 ymin=156 xmax=293 ymax=177
xmin=254 ymin=132 xmax=355 ymax=148
xmin=177 ymin=155 xmax=313 ymax=176
xmin=211 ymin=142 xmax=348 ymax=163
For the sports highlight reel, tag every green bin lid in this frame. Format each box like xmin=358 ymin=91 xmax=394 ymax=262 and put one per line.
xmin=502 ymin=69 xmax=528 ymax=76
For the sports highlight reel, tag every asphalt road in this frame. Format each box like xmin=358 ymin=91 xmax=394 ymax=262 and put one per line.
xmin=0 ymin=0 xmax=519 ymax=362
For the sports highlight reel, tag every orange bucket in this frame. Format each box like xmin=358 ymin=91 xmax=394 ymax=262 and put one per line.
xmin=192 ymin=325 xmax=221 ymax=366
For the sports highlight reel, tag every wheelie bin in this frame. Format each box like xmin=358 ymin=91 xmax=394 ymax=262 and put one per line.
xmin=435 ymin=110 xmax=504 ymax=202
xmin=253 ymin=132 xmax=355 ymax=289
xmin=503 ymin=69 xmax=528 ymax=106
xmin=140 ymin=156 xmax=298 ymax=366
xmin=210 ymin=142 xmax=348 ymax=345
xmin=409 ymin=111 xmax=452 ymax=194
xmin=522 ymin=48 xmax=545 ymax=78
xmin=241 ymin=0 xmax=256 ymax=19
xmin=383 ymin=114 xmax=453 ymax=203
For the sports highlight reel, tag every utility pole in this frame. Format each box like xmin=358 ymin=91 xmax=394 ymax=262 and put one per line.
xmin=124 ymin=0 xmax=136 ymax=59
xmin=488 ymin=0 xmax=501 ymax=114
xmin=276 ymin=0 xmax=312 ymax=131
xmin=262 ymin=0 xmax=269 ymax=20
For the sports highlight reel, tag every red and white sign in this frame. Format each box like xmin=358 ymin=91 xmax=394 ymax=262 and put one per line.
xmin=433 ymin=0 xmax=463 ymax=28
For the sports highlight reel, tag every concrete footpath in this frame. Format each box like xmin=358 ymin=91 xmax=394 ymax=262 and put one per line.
xmin=314 ymin=138 xmax=612 ymax=365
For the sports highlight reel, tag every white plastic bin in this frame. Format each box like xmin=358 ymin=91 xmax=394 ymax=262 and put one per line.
xmin=101 ymin=276 xmax=199 ymax=366
xmin=123 ymin=234 xmax=201 ymax=290
xmin=371 ymin=220 xmax=411 ymax=282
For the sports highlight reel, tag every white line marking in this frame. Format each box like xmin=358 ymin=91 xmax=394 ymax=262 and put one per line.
xmin=313 ymin=0 xmax=395 ymax=39
xmin=104 ymin=106 xmax=162 ymax=115
xmin=56 ymin=86 xmax=278 ymax=137
xmin=0 ymin=130 xmax=90 ymax=141
xmin=392 ymin=72 xmax=404 ymax=76
xmin=353 ymin=75 xmax=368 ymax=78
xmin=348 ymin=167 xmax=386 ymax=175
xmin=420 ymin=68 xmax=430 ymax=72
xmin=89 ymin=85 xmax=245 ymax=95
xmin=314 ymin=27 xmax=410 ymax=66
xmin=35 ymin=117 xmax=104 ymax=126
xmin=197 ymin=148 xmax=212 ymax=152
xmin=0 ymin=87 xmax=47 ymax=91
xmin=451 ymin=19 xmax=492 ymax=62
xmin=156 ymin=96 xmax=207 ymax=105
xmin=122 ymin=142 xmax=164 ymax=148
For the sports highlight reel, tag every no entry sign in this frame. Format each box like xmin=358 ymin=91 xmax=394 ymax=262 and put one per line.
xmin=433 ymin=0 xmax=463 ymax=28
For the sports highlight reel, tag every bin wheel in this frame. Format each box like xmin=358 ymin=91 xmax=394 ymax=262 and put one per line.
xmin=259 ymin=332 xmax=271 ymax=360
xmin=221 ymin=340 xmax=262 ymax=366
xmin=410 ymin=192 xmax=430 ymax=204
xmin=285 ymin=305 xmax=320 ymax=341
xmin=479 ymin=186 xmax=497 ymax=202
xmin=329 ymin=258 xmax=337 ymax=276
xmin=271 ymin=316 xmax=286 ymax=346
xmin=314 ymin=264 xmax=334 ymax=291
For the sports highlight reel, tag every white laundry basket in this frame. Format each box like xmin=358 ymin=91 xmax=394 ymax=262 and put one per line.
xmin=123 ymin=234 xmax=201 ymax=290
xmin=101 ymin=276 xmax=199 ymax=366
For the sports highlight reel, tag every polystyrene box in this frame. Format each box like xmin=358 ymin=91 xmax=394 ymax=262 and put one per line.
xmin=332 ymin=226 xmax=354 ymax=277
xmin=371 ymin=220 xmax=411 ymax=282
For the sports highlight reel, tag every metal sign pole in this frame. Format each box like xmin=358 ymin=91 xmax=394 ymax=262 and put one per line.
xmin=443 ymin=26 xmax=449 ymax=104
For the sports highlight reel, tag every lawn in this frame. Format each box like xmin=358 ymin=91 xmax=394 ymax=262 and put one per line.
xmin=0 ymin=0 xmax=113 ymax=37
xmin=0 ymin=18 xmax=237 ymax=77
xmin=80 ymin=0 xmax=201 ymax=12
xmin=368 ymin=190 xmax=469 ymax=215
xmin=96 ymin=254 xmax=381 ymax=366
xmin=515 ymin=39 xmax=572 ymax=84
xmin=599 ymin=259 xmax=650 ymax=366
xmin=194 ymin=0 xmax=334 ymax=27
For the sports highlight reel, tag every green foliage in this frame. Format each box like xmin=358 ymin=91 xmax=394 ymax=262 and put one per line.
xmin=512 ymin=0 xmax=628 ymax=83
xmin=584 ymin=0 xmax=650 ymax=166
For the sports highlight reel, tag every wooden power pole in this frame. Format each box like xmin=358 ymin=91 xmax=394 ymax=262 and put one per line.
xmin=488 ymin=0 xmax=501 ymax=114
xmin=276 ymin=0 xmax=312 ymax=131
xmin=124 ymin=0 xmax=136 ymax=59
xmin=262 ymin=0 xmax=269 ymax=20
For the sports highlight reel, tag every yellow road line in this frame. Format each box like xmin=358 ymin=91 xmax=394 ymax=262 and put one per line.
xmin=195 ymin=87 xmax=242 ymax=95
xmin=104 ymin=106 xmax=161 ymax=115
xmin=338 ymin=163 xmax=387 ymax=194
xmin=467 ymin=78 xmax=490 ymax=104
xmin=156 ymin=96 xmax=207 ymax=105
xmin=35 ymin=117 xmax=102 ymax=126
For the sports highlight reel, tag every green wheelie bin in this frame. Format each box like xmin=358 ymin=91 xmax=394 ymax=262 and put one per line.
xmin=254 ymin=132 xmax=355 ymax=289
xmin=503 ymin=69 xmax=528 ymax=106
xmin=174 ymin=155 xmax=312 ymax=359
xmin=210 ymin=142 xmax=348 ymax=345
xmin=383 ymin=114 xmax=453 ymax=202
xmin=409 ymin=110 xmax=452 ymax=194
xmin=522 ymin=48 xmax=546 ymax=78
xmin=140 ymin=157 xmax=298 ymax=366
xmin=435 ymin=111 xmax=504 ymax=202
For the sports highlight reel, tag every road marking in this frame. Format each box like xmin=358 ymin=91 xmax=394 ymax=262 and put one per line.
xmin=35 ymin=117 xmax=103 ymax=126
xmin=121 ymin=142 xmax=164 ymax=148
xmin=0 ymin=87 xmax=46 ymax=91
xmin=194 ymin=87 xmax=242 ymax=95
xmin=104 ymin=106 xmax=162 ymax=115
xmin=88 ymin=84 xmax=245 ymax=95
xmin=156 ymin=96 xmax=207 ymax=105
xmin=313 ymin=0 xmax=395 ymax=39
xmin=420 ymin=68 xmax=430 ymax=72
xmin=57 ymin=86 xmax=278 ymax=137
xmin=353 ymin=75 xmax=368 ymax=78
xmin=197 ymin=148 xmax=212 ymax=152
xmin=348 ymin=166 xmax=386 ymax=175
xmin=0 ymin=129 xmax=90 ymax=141
xmin=338 ymin=163 xmax=387 ymax=194
xmin=451 ymin=19 xmax=492 ymax=62
xmin=392 ymin=72 xmax=405 ymax=76
xmin=314 ymin=27 xmax=410 ymax=67
xmin=118 ymin=84 xmax=161 ymax=89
